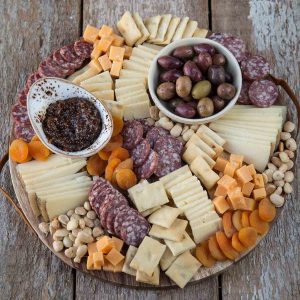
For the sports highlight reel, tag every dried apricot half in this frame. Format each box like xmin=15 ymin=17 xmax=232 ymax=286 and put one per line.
xmin=115 ymin=169 xmax=137 ymax=190
xmin=258 ymin=197 xmax=276 ymax=222
xmin=208 ymin=235 xmax=226 ymax=261
xmin=28 ymin=141 xmax=50 ymax=161
xmin=109 ymin=147 xmax=130 ymax=162
xmin=232 ymin=210 xmax=242 ymax=231
xmin=87 ymin=154 xmax=107 ymax=176
xmin=9 ymin=139 xmax=29 ymax=163
xmin=231 ymin=232 xmax=247 ymax=252
xmin=222 ymin=211 xmax=236 ymax=238
xmin=105 ymin=157 xmax=121 ymax=182
xmin=215 ymin=231 xmax=239 ymax=260
xmin=238 ymin=227 xmax=257 ymax=248
xmin=195 ymin=241 xmax=216 ymax=267
xmin=249 ymin=209 xmax=269 ymax=235
xmin=102 ymin=135 xmax=123 ymax=152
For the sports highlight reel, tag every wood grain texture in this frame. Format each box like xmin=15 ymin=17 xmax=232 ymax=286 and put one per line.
xmin=0 ymin=1 xmax=81 ymax=299
xmin=211 ymin=1 xmax=300 ymax=299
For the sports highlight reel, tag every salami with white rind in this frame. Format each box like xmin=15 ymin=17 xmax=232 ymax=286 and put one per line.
xmin=248 ymin=79 xmax=279 ymax=107
xmin=106 ymin=203 xmax=128 ymax=234
xmin=60 ymin=44 xmax=83 ymax=65
xmin=131 ymin=139 xmax=151 ymax=167
xmin=122 ymin=120 xmax=144 ymax=150
xmin=242 ymin=55 xmax=270 ymax=81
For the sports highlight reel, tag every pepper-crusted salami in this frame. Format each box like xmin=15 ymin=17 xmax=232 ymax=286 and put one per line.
xmin=135 ymin=149 xmax=158 ymax=179
xmin=14 ymin=122 xmax=35 ymax=142
xmin=241 ymin=55 xmax=270 ymax=81
xmin=237 ymin=80 xmax=251 ymax=104
xmin=122 ymin=120 xmax=144 ymax=150
xmin=38 ymin=59 xmax=65 ymax=78
xmin=74 ymin=40 xmax=93 ymax=59
xmin=12 ymin=104 xmax=30 ymax=124
xmin=248 ymin=79 xmax=279 ymax=107
xmin=131 ymin=139 xmax=151 ymax=167
xmin=145 ymin=127 xmax=169 ymax=148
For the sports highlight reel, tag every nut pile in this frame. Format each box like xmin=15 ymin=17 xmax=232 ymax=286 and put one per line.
xmin=263 ymin=121 xmax=296 ymax=207
xmin=38 ymin=201 xmax=104 ymax=263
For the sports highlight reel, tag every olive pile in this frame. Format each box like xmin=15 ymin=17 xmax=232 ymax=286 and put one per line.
xmin=156 ymin=44 xmax=237 ymax=119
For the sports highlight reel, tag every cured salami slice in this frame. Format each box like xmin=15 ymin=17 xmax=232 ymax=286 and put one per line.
xmin=135 ymin=149 xmax=158 ymax=179
xmin=155 ymin=135 xmax=184 ymax=155
xmin=248 ymin=79 xmax=279 ymax=108
xmin=122 ymin=120 xmax=144 ymax=150
xmin=52 ymin=50 xmax=78 ymax=70
xmin=237 ymin=80 xmax=251 ymax=104
xmin=145 ymin=127 xmax=169 ymax=148
xmin=74 ymin=40 xmax=93 ymax=59
xmin=222 ymin=36 xmax=246 ymax=63
xmin=114 ymin=206 xmax=134 ymax=237
xmin=139 ymin=119 xmax=153 ymax=136
xmin=14 ymin=122 xmax=35 ymax=142
xmin=106 ymin=203 xmax=128 ymax=234
xmin=38 ymin=59 xmax=65 ymax=78
xmin=17 ymin=89 xmax=28 ymax=106
xmin=25 ymin=72 xmax=41 ymax=91
xmin=131 ymin=139 xmax=151 ymax=167
xmin=60 ymin=44 xmax=83 ymax=65
xmin=241 ymin=55 xmax=270 ymax=81
xmin=209 ymin=32 xmax=230 ymax=43
xmin=12 ymin=104 xmax=30 ymax=124
xmin=120 ymin=212 xmax=150 ymax=246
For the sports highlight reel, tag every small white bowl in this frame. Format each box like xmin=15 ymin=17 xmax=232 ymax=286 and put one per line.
xmin=27 ymin=77 xmax=113 ymax=158
xmin=148 ymin=38 xmax=242 ymax=125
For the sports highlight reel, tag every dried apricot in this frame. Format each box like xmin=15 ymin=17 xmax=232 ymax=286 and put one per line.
xmin=115 ymin=169 xmax=137 ymax=190
xmin=195 ymin=241 xmax=216 ymax=267
xmin=28 ymin=141 xmax=51 ymax=161
xmin=258 ymin=197 xmax=276 ymax=222
xmin=241 ymin=211 xmax=250 ymax=227
xmin=215 ymin=231 xmax=239 ymax=260
xmin=105 ymin=158 xmax=121 ymax=182
xmin=249 ymin=209 xmax=269 ymax=235
xmin=238 ymin=227 xmax=257 ymax=248
xmin=231 ymin=232 xmax=247 ymax=252
xmin=222 ymin=211 xmax=236 ymax=238
xmin=87 ymin=154 xmax=107 ymax=176
xmin=9 ymin=139 xmax=29 ymax=163
xmin=98 ymin=150 xmax=111 ymax=160
xmin=109 ymin=147 xmax=130 ymax=162
xmin=232 ymin=210 xmax=242 ymax=231
xmin=102 ymin=135 xmax=123 ymax=152
xmin=112 ymin=115 xmax=124 ymax=137
xmin=31 ymin=135 xmax=40 ymax=142
xmin=208 ymin=235 xmax=226 ymax=261
xmin=115 ymin=158 xmax=133 ymax=171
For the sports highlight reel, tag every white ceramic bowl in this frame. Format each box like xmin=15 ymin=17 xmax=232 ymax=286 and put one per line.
xmin=148 ymin=38 xmax=242 ymax=125
xmin=27 ymin=77 xmax=113 ymax=158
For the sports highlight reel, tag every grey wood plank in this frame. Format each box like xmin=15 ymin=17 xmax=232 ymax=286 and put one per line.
xmin=211 ymin=1 xmax=300 ymax=299
xmin=0 ymin=1 xmax=81 ymax=299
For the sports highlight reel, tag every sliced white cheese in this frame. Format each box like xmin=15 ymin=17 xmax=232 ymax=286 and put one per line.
xmin=115 ymin=78 xmax=146 ymax=88
xmin=115 ymin=84 xmax=145 ymax=98
xmin=118 ymin=93 xmax=150 ymax=105
xmin=123 ymin=101 xmax=150 ymax=120
xmin=197 ymin=125 xmax=226 ymax=146
xmin=142 ymin=42 xmax=164 ymax=51
xmin=41 ymin=187 xmax=90 ymax=202
xmin=122 ymin=60 xmax=149 ymax=73
xmin=196 ymin=132 xmax=224 ymax=157
xmin=160 ymin=165 xmax=192 ymax=188
xmin=131 ymin=47 xmax=156 ymax=60
xmin=189 ymin=211 xmax=220 ymax=228
xmin=122 ymin=245 xmax=138 ymax=276
xmin=81 ymin=81 xmax=113 ymax=92
xmin=160 ymin=16 xmax=181 ymax=45
xmin=173 ymin=188 xmax=206 ymax=204
xmin=171 ymin=17 xmax=189 ymax=41
xmin=185 ymin=202 xmax=215 ymax=221
xmin=182 ymin=20 xmax=198 ymax=38
xmin=137 ymin=44 xmax=160 ymax=55
xmin=164 ymin=232 xmax=196 ymax=256
xmin=169 ymin=181 xmax=203 ymax=199
xmin=119 ymin=69 xmax=147 ymax=79
xmin=192 ymin=219 xmax=222 ymax=244
xmin=186 ymin=134 xmax=216 ymax=158
xmin=92 ymin=90 xmax=115 ymax=101
xmin=129 ymin=55 xmax=153 ymax=67
xmin=66 ymin=65 xmax=90 ymax=81
xmin=72 ymin=67 xmax=99 ymax=84
xmin=81 ymin=71 xmax=112 ymax=84
xmin=148 ymin=205 xmax=181 ymax=228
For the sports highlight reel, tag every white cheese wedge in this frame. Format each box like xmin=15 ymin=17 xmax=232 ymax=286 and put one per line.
xmin=92 ymin=90 xmax=115 ymax=101
xmin=192 ymin=219 xmax=222 ymax=244
xmin=148 ymin=205 xmax=181 ymax=228
xmin=131 ymin=47 xmax=156 ymax=59
xmin=123 ymin=101 xmax=150 ymax=120
xmin=172 ymin=17 xmax=189 ymax=41
xmin=136 ymin=266 xmax=160 ymax=285
xmin=119 ymin=93 xmax=150 ymax=105
xmin=142 ymin=42 xmax=164 ymax=51
xmin=72 ymin=67 xmax=99 ymax=84
xmin=41 ymin=187 xmax=90 ymax=202
xmin=115 ymin=84 xmax=145 ymax=97
xmin=182 ymin=20 xmax=198 ymax=38
xmin=66 ymin=65 xmax=90 ymax=81
xmin=189 ymin=211 xmax=220 ymax=228
xmin=129 ymin=55 xmax=153 ymax=67
xmin=160 ymin=247 xmax=177 ymax=271
xmin=137 ymin=44 xmax=159 ymax=55
xmin=164 ymin=232 xmax=196 ymax=256
xmin=122 ymin=60 xmax=149 ymax=73
xmin=122 ymin=245 xmax=138 ymax=276
xmin=81 ymin=82 xmax=113 ymax=92
xmin=119 ymin=69 xmax=147 ymax=79
xmin=160 ymin=16 xmax=181 ymax=45
xmin=115 ymin=78 xmax=146 ymax=88
xmin=81 ymin=71 xmax=112 ymax=84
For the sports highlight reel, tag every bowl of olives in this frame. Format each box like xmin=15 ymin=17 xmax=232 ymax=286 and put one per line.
xmin=148 ymin=38 xmax=242 ymax=124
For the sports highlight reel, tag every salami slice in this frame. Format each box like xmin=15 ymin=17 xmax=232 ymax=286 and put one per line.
xmin=139 ymin=119 xmax=153 ymax=136
xmin=12 ymin=104 xmax=30 ymax=124
xmin=155 ymin=135 xmax=184 ymax=155
xmin=131 ymin=139 xmax=151 ymax=167
xmin=241 ymin=55 xmax=270 ymax=81
xmin=114 ymin=206 xmax=135 ymax=237
xmin=120 ymin=212 xmax=150 ymax=246
xmin=60 ymin=44 xmax=83 ymax=65
xmin=135 ymin=149 xmax=158 ymax=179
xmin=106 ymin=203 xmax=129 ymax=234
xmin=25 ymin=72 xmax=41 ymax=91
xmin=14 ymin=122 xmax=35 ymax=142
xmin=52 ymin=50 xmax=78 ymax=70
xmin=122 ymin=120 xmax=144 ymax=150
xmin=38 ymin=60 xmax=63 ymax=78
xmin=17 ymin=89 xmax=28 ymax=106
xmin=145 ymin=126 xmax=169 ymax=148
xmin=74 ymin=40 xmax=93 ymax=59
xmin=248 ymin=79 xmax=279 ymax=108
xmin=209 ymin=32 xmax=230 ymax=43
xmin=222 ymin=36 xmax=246 ymax=63
xmin=237 ymin=80 xmax=251 ymax=104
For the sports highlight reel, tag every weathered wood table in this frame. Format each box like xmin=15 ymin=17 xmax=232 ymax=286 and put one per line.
xmin=0 ymin=1 xmax=299 ymax=299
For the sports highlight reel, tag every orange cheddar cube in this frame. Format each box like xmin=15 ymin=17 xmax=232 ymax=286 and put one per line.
xmin=83 ymin=24 xmax=100 ymax=43
xmin=236 ymin=165 xmax=253 ymax=184
xmin=98 ymin=54 xmax=112 ymax=71
xmin=96 ymin=236 xmax=115 ymax=253
xmin=242 ymin=182 xmax=255 ymax=197
xmin=93 ymin=252 xmax=104 ymax=269
xmin=89 ymin=59 xmax=103 ymax=72
xmin=105 ymin=248 xmax=125 ymax=266
xmin=110 ymin=60 xmax=122 ymax=77
xmin=103 ymin=258 xmax=115 ymax=272
xmin=98 ymin=36 xmax=114 ymax=52
xmin=229 ymin=154 xmax=244 ymax=168
xmin=111 ymin=237 xmax=124 ymax=252
xmin=214 ymin=184 xmax=228 ymax=197
xmin=214 ymin=157 xmax=228 ymax=173
xmin=98 ymin=25 xmax=113 ymax=38
xmin=227 ymin=187 xmax=246 ymax=210
xmin=123 ymin=46 xmax=133 ymax=59
xmin=87 ymin=255 xmax=94 ymax=270
xmin=244 ymin=197 xmax=257 ymax=211
xmin=253 ymin=174 xmax=264 ymax=189
xmin=213 ymin=196 xmax=230 ymax=214
xmin=88 ymin=242 xmax=98 ymax=256
xmin=91 ymin=44 xmax=102 ymax=60
xmin=109 ymin=46 xmax=125 ymax=62
xmin=247 ymin=164 xmax=257 ymax=176
xmin=113 ymin=261 xmax=124 ymax=273
xmin=224 ymin=162 xmax=237 ymax=177
xmin=253 ymin=188 xmax=267 ymax=201
xmin=218 ymin=175 xmax=237 ymax=190
xmin=112 ymin=34 xmax=125 ymax=46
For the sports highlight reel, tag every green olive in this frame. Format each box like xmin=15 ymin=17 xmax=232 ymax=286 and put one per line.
xmin=191 ymin=80 xmax=212 ymax=100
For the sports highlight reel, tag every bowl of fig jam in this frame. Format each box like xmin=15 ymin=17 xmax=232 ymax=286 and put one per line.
xmin=27 ymin=77 xmax=113 ymax=158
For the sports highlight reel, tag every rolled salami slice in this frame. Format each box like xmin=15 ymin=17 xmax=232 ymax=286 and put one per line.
xmin=145 ymin=126 xmax=169 ymax=148
xmin=17 ymin=89 xmax=28 ymax=106
xmin=237 ymin=80 xmax=251 ymax=104
xmin=248 ymin=79 xmax=279 ymax=108
xmin=12 ymin=104 xmax=30 ymax=124
xmin=122 ymin=120 xmax=144 ymax=150
xmin=241 ymin=55 xmax=270 ymax=81
xmin=131 ymin=139 xmax=151 ymax=167
xmin=14 ymin=122 xmax=35 ymax=142
xmin=135 ymin=149 xmax=158 ymax=179
xmin=74 ymin=40 xmax=93 ymax=59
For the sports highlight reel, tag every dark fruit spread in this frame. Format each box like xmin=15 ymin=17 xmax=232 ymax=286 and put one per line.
xmin=42 ymin=97 xmax=101 ymax=152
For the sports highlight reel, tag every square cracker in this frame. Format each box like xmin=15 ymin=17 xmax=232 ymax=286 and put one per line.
xmin=182 ymin=20 xmax=198 ymax=38
xmin=149 ymin=14 xmax=172 ymax=43
xmin=164 ymin=232 xmax=196 ymax=256
xmin=159 ymin=16 xmax=181 ymax=45
xmin=122 ymin=245 xmax=138 ymax=276
xmin=136 ymin=266 xmax=160 ymax=285
xmin=133 ymin=12 xmax=150 ymax=45
xmin=148 ymin=205 xmax=182 ymax=228
xmin=144 ymin=15 xmax=161 ymax=40
xmin=172 ymin=16 xmax=189 ymax=41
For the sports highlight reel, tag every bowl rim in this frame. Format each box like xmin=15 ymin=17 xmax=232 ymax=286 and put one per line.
xmin=27 ymin=77 xmax=113 ymax=158
xmin=148 ymin=37 xmax=242 ymax=125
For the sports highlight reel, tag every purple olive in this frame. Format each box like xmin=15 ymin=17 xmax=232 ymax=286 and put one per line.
xmin=172 ymin=46 xmax=194 ymax=59
xmin=193 ymin=44 xmax=216 ymax=56
xmin=183 ymin=61 xmax=202 ymax=82
xmin=212 ymin=95 xmax=226 ymax=112
xmin=225 ymin=72 xmax=233 ymax=83
xmin=207 ymin=65 xmax=226 ymax=86
xmin=212 ymin=53 xmax=226 ymax=66
xmin=160 ymin=69 xmax=183 ymax=82
xmin=156 ymin=82 xmax=176 ymax=100
xmin=217 ymin=83 xmax=236 ymax=100
xmin=157 ymin=55 xmax=183 ymax=70
xmin=175 ymin=102 xmax=197 ymax=118
xmin=196 ymin=52 xmax=213 ymax=73
xmin=169 ymin=98 xmax=183 ymax=110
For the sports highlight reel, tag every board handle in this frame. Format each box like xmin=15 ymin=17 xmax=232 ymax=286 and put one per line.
xmin=0 ymin=152 xmax=35 ymax=233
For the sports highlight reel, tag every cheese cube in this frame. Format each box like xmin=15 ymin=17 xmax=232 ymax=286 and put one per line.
xmin=213 ymin=196 xmax=230 ymax=214
xmin=112 ymin=34 xmax=125 ymax=46
xmin=244 ymin=197 xmax=257 ymax=211
xmin=98 ymin=25 xmax=113 ymax=38
xmin=96 ymin=236 xmax=115 ymax=253
xmin=93 ymin=252 xmax=104 ymax=269
xmin=214 ymin=157 xmax=229 ymax=172
xmin=106 ymin=248 xmax=125 ymax=266
xmin=91 ymin=44 xmax=102 ymax=60
xmin=236 ymin=166 xmax=253 ymax=184
xmin=123 ymin=45 xmax=133 ymax=59
xmin=98 ymin=54 xmax=112 ymax=71
xmin=86 ymin=255 xmax=94 ymax=270
xmin=253 ymin=188 xmax=266 ymax=201
xmin=111 ymin=237 xmax=123 ymax=252
xmin=109 ymin=46 xmax=125 ymax=62
xmin=247 ymin=164 xmax=257 ymax=176
xmin=217 ymin=175 xmax=237 ymax=190
xmin=83 ymin=25 xmax=100 ymax=43
xmin=253 ymin=174 xmax=265 ymax=188
xmin=113 ymin=261 xmax=124 ymax=273
xmin=103 ymin=258 xmax=115 ymax=272
xmin=214 ymin=184 xmax=228 ymax=197
xmin=98 ymin=36 xmax=114 ymax=52
xmin=224 ymin=162 xmax=237 ymax=177
xmin=110 ymin=60 xmax=123 ymax=78
xmin=229 ymin=154 xmax=244 ymax=168
xmin=242 ymin=182 xmax=255 ymax=197
xmin=89 ymin=59 xmax=103 ymax=72
xmin=87 ymin=242 xmax=98 ymax=256
xmin=227 ymin=187 xmax=246 ymax=210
